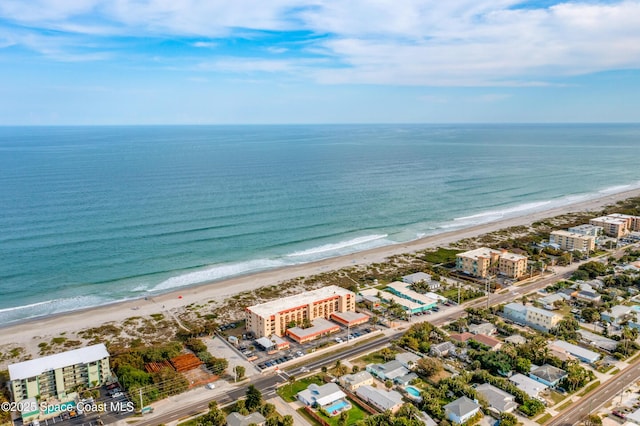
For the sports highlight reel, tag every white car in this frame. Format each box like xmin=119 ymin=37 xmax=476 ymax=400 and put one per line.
xmin=111 ymin=392 xmax=124 ymax=398
xmin=206 ymin=383 xmax=216 ymax=390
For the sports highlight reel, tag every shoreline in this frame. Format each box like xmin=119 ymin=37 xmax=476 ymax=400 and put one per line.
xmin=1 ymin=187 xmax=639 ymax=354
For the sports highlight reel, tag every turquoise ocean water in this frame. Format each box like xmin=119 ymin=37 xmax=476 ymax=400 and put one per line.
xmin=1 ymin=124 xmax=639 ymax=324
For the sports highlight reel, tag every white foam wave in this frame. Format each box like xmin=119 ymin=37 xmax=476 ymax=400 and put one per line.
xmin=287 ymin=234 xmax=389 ymax=257
xmin=599 ymin=184 xmax=632 ymax=194
xmin=0 ymin=295 xmax=109 ymax=325
xmin=454 ymin=200 xmax=552 ymax=223
xmin=151 ymin=258 xmax=287 ymax=292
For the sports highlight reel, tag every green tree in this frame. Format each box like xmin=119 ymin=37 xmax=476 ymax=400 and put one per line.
xmin=246 ymin=385 xmax=262 ymax=411
xmin=281 ymin=415 xmax=294 ymax=426
xmin=416 ymin=357 xmax=443 ymax=378
xmin=338 ymin=410 xmax=349 ymax=426
xmin=514 ymin=357 xmax=531 ymax=374
xmin=499 ymin=412 xmax=518 ymax=426
xmin=581 ymin=307 xmax=601 ymax=323
xmin=234 ymin=365 xmax=246 ymax=380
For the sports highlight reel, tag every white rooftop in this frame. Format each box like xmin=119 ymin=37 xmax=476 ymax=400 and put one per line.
xmin=500 ymin=252 xmax=528 ymax=261
xmin=386 ymin=281 xmax=438 ymax=305
xmin=361 ymin=288 xmax=422 ymax=310
xmin=9 ymin=344 xmax=109 ymax=381
xmin=527 ymin=305 xmax=559 ymax=318
xmin=550 ymin=340 xmax=600 ymax=363
xmin=457 ymin=247 xmax=501 ymax=260
xmin=402 ymin=272 xmax=432 ymax=283
xmin=509 ymin=373 xmax=547 ymax=398
xmin=551 ymin=230 xmax=593 ymax=239
xmin=248 ymin=285 xmax=353 ymax=317
xmin=591 ymin=216 xmax=629 ymax=225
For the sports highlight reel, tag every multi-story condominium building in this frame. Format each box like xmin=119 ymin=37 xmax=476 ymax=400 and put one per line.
xmin=589 ymin=215 xmax=636 ymax=238
xmin=550 ymin=230 xmax=596 ymax=252
xmin=607 ymin=214 xmax=640 ymax=231
xmin=456 ymin=247 xmax=528 ymax=279
xmin=498 ymin=252 xmax=528 ymax=278
xmin=525 ymin=306 xmax=562 ymax=332
xmin=503 ymin=303 xmax=562 ymax=332
xmin=568 ymin=224 xmax=603 ymax=238
xmin=245 ymin=285 xmax=356 ymax=338
xmin=9 ymin=344 xmax=111 ymax=402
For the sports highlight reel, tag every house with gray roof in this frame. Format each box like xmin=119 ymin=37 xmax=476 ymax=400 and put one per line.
xmin=550 ymin=340 xmax=600 ymax=364
xmin=340 ymin=371 xmax=373 ymax=391
xmin=476 ymin=383 xmax=518 ymax=414
xmin=402 ymin=272 xmax=440 ymax=290
xmin=395 ymin=352 xmax=421 ymax=369
xmin=444 ymin=396 xmax=481 ymax=424
xmin=226 ymin=412 xmax=266 ymax=426
xmin=366 ymin=360 xmax=410 ymax=381
xmin=430 ymin=341 xmax=457 ymax=357
xmin=468 ymin=322 xmax=497 ymax=336
xmin=530 ymin=364 xmax=567 ymax=388
xmin=355 ymin=385 xmax=403 ymax=413
xmin=297 ymin=383 xmax=346 ymax=408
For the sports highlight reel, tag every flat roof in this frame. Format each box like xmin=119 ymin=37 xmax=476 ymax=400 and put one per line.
xmin=331 ymin=311 xmax=369 ymax=322
xmin=360 ymin=288 xmax=422 ymax=310
xmin=457 ymin=247 xmax=501 ymax=260
xmin=527 ymin=305 xmax=559 ymax=318
xmin=9 ymin=344 xmax=109 ymax=381
xmin=287 ymin=318 xmax=339 ymax=339
xmin=500 ymin=252 xmax=528 ymax=261
xmin=247 ymin=285 xmax=353 ymax=317
xmin=386 ymin=281 xmax=438 ymax=305
xmin=551 ymin=340 xmax=600 ymax=363
xmin=551 ymin=230 xmax=593 ymax=239
xmin=590 ymin=216 xmax=628 ymax=225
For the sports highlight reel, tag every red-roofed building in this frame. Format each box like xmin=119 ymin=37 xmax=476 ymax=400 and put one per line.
xmin=471 ymin=334 xmax=502 ymax=351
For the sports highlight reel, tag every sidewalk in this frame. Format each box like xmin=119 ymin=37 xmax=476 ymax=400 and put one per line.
xmin=268 ymin=397 xmax=312 ymax=425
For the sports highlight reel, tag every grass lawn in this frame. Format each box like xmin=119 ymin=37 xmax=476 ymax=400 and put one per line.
xmin=578 ymin=381 xmax=601 ymax=397
xmin=421 ymin=248 xmax=462 ymax=264
xmin=317 ymin=399 xmax=367 ymax=426
xmin=556 ymin=400 xmax=573 ymax=411
xmin=548 ymin=390 xmax=567 ymax=405
xmin=536 ymin=413 xmax=552 ymax=424
xmin=353 ymin=349 xmax=398 ymax=366
xmin=439 ymin=289 xmax=459 ymax=300
xmin=277 ymin=375 xmax=324 ymax=402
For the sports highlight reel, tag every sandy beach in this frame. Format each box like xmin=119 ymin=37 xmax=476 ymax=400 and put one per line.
xmin=1 ymin=187 xmax=639 ymax=360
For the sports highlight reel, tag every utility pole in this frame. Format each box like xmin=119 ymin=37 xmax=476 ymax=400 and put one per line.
xmin=457 ymin=281 xmax=461 ymax=306
xmin=139 ymin=388 xmax=143 ymax=413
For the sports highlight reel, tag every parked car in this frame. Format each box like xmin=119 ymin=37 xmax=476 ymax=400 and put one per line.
xmin=111 ymin=392 xmax=124 ymax=398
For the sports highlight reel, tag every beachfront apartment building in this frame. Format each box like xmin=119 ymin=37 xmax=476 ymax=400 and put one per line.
xmin=245 ymin=285 xmax=356 ymax=338
xmin=568 ymin=224 xmax=603 ymax=238
xmin=9 ymin=344 xmax=111 ymax=402
xmin=589 ymin=214 xmax=640 ymax=238
xmin=550 ymin=230 xmax=596 ymax=253
xmin=456 ymin=247 xmax=528 ymax=279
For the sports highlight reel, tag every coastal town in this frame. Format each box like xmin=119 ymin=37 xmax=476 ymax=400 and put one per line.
xmin=2 ymin=203 xmax=640 ymax=426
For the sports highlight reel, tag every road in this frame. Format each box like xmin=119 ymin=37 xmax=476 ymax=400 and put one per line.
xmin=547 ymin=358 xmax=640 ymax=426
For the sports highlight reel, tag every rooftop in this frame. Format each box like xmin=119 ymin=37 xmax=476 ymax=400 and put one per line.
xmin=287 ymin=318 xmax=339 ymax=340
xmin=457 ymin=247 xmax=501 ymax=260
xmin=355 ymin=385 xmax=403 ymax=410
xmin=527 ymin=305 xmax=560 ymax=318
xmin=342 ymin=371 xmax=373 ymax=385
xmin=9 ymin=344 xmax=109 ymax=381
xmin=500 ymin=252 xmax=528 ymax=261
xmin=386 ymin=281 xmax=438 ymax=305
xmin=297 ymin=383 xmax=346 ymax=407
xmin=531 ymin=364 xmax=567 ymax=383
xmin=330 ymin=311 xmax=369 ymax=322
xmin=247 ymin=285 xmax=353 ymax=317
xmin=509 ymin=373 xmax=547 ymax=397
xmin=444 ymin=396 xmax=480 ymax=417
xmin=402 ymin=272 xmax=432 ymax=283
xmin=550 ymin=340 xmax=600 ymax=363
xmin=471 ymin=334 xmax=501 ymax=348
xmin=226 ymin=412 xmax=267 ymax=426
xmin=476 ymin=383 xmax=517 ymax=413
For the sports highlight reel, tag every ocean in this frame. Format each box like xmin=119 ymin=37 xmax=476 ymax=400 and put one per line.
xmin=1 ymin=124 xmax=639 ymax=324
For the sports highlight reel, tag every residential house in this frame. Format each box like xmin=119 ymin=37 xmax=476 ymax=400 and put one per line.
xmin=602 ymin=305 xmax=634 ymax=325
xmin=450 ymin=332 xmax=474 ymax=344
xmin=430 ymin=341 xmax=457 ymax=357
xmin=470 ymin=334 xmax=502 ymax=351
xmin=509 ymin=373 xmax=548 ymax=398
xmin=529 ymin=364 xmax=567 ymax=388
xmin=538 ymin=293 xmax=570 ymax=310
xmin=475 ymin=383 xmax=518 ymax=414
xmin=297 ymin=383 xmax=346 ymax=408
xmin=444 ymin=396 xmax=481 ymax=425
xmin=402 ymin=272 xmax=440 ymax=290
xmin=504 ymin=334 xmax=527 ymax=345
xmin=395 ymin=352 xmax=421 ymax=369
xmin=340 ymin=371 xmax=373 ymax=392
xmin=226 ymin=412 xmax=266 ymax=426
xmin=550 ymin=340 xmax=600 ymax=364
xmin=355 ymin=385 xmax=403 ymax=413
xmin=575 ymin=291 xmax=601 ymax=304
xmin=366 ymin=360 xmax=410 ymax=382
xmin=468 ymin=322 xmax=497 ymax=335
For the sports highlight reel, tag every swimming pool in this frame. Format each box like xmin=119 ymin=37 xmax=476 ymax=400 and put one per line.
xmin=405 ymin=386 xmax=422 ymax=400
xmin=324 ymin=399 xmax=350 ymax=415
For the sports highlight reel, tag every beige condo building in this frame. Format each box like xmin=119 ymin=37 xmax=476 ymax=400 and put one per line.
xmin=588 ymin=214 xmax=640 ymax=238
xmin=245 ymin=285 xmax=356 ymax=338
xmin=456 ymin=247 xmax=528 ymax=279
xmin=550 ymin=230 xmax=596 ymax=252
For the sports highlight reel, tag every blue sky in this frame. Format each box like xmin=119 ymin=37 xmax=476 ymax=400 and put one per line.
xmin=0 ymin=0 xmax=639 ymax=124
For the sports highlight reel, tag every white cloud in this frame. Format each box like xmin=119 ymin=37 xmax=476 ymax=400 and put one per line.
xmin=1 ymin=1 xmax=639 ymax=85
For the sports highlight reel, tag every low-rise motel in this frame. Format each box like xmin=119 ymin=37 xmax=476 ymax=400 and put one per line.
xmin=456 ymin=247 xmax=528 ymax=279
xmin=245 ymin=285 xmax=362 ymax=339
xmin=8 ymin=344 xmax=111 ymax=422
